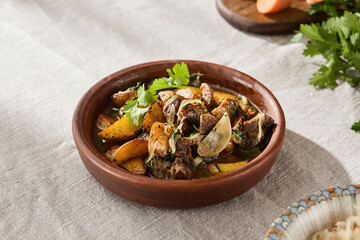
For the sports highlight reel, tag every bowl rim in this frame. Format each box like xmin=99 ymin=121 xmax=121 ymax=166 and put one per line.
xmin=72 ymin=59 xmax=286 ymax=187
xmin=265 ymin=184 xmax=360 ymax=240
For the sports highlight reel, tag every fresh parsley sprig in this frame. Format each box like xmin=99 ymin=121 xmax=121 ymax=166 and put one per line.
xmin=292 ymin=11 xmax=360 ymax=89
xmin=351 ymin=120 xmax=360 ymax=132
xmin=308 ymin=0 xmax=360 ymax=17
xmin=123 ymin=62 xmax=191 ymax=126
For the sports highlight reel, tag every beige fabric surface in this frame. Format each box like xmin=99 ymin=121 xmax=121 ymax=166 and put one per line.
xmin=1 ymin=0 xmax=359 ymax=239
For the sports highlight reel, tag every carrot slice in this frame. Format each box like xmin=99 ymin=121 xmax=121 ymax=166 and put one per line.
xmin=256 ymin=0 xmax=293 ymax=14
xmin=306 ymin=0 xmax=323 ymax=4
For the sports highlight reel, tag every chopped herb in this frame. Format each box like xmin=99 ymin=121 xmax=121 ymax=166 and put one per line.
xmin=235 ymin=106 xmax=242 ymax=115
xmin=351 ymin=120 xmax=360 ymax=132
xmin=128 ymin=82 xmax=141 ymax=90
xmin=235 ymin=130 xmax=247 ymax=140
xmin=204 ymin=109 xmax=208 ymax=113
xmin=123 ymin=63 xmax=191 ymax=126
xmin=145 ymin=159 xmax=154 ymax=171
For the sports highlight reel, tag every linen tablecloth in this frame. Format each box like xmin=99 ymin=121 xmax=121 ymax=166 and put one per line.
xmin=1 ymin=0 xmax=359 ymax=239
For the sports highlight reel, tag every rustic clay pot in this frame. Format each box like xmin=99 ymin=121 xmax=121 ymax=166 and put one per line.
xmin=72 ymin=60 xmax=285 ymax=209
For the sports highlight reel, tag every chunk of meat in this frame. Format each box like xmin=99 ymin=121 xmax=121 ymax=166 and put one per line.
xmin=150 ymin=157 xmax=171 ymax=179
xmin=111 ymin=89 xmax=137 ymax=107
xmin=232 ymin=116 xmax=244 ymax=131
xmin=163 ymin=95 xmax=182 ymax=125
xmin=179 ymin=117 xmax=194 ymax=136
xmin=243 ymin=113 xmax=274 ymax=146
xmin=177 ymin=101 xmax=206 ymax=126
xmin=200 ymin=83 xmax=214 ymax=109
xmin=211 ymin=98 xmax=240 ymax=123
xmin=199 ymin=114 xmax=218 ymax=135
xmin=175 ymin=138 xmax=195 ymax=164
xmin=148 ymin=122 xmax=172 ymax=157
xmin=175 ymin=88 xmax=202 ymax=100
xmin=158 ymin=90 xmax=174 ymax=105
xmin=168 ymin=157 xmax=195 ymax=179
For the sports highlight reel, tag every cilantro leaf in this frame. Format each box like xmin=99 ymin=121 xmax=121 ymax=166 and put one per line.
xmin=125 ymin=105 xmax=149 ymax=126
xmin=122 ymin=63 xmax=191 ymax=126
xmin=300 ymin=23 xmax=324 ymax=41
xmin=149 ymin=78 xmax=173 ymax=93
xmin=128 ymin=82 xmax=141 ymax=90
xmin=166 ymin=62 xmax=190 ymax=86
xmin=137 ymin=84 xmax=157 ymax=107
xmin=351 ymin=120 xmax=360 ymax=132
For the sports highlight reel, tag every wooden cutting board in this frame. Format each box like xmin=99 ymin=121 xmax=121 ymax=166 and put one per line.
xmin=216 ymin=0 xmax=326 ymax=34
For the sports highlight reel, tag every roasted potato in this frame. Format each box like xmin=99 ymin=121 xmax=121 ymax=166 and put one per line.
xmin=114 ymin=139 xmax=148 ymax=163
xmin=143 ymin=101 xmax=165 ymax=133
xmin=148 ymin=122 xmax=172 ymax=157
xmin=213 ymin=89 xmax=238 ymax=105
xmin=104 ymin=148 xmax=119 ymax=161
xmin=122 ymin=157 xmax=146 ymax=174
xmin=111 ymin=89 xmax=137 ymax=107
xmin=97 ymin=116 xmax=141 ymax=141
xmin=96 ymin=114 xmax=117 ymax=131
xmin=175 ymin=87 xmax=201 ymax=100
xmin=216 ymin=161 xmax=248 ymax=173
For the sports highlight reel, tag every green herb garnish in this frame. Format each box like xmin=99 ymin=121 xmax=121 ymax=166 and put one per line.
xmin=123 ymin=63 xmax=191 ymax=126
xmin=351 ymin=120 xmax=360 ymax=132
xmin=128 ymin=82 xmax=141 ymax=90
xmin=292 ymin=12 xmax=360 ymax=89
xmin=308 ymin=0 xmax=360 ymax=17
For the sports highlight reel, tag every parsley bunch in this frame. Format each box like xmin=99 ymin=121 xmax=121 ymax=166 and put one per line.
xmin=123 ymin=62 xmax=191 ymax=126
xmin=292 ymin=11 xmax=360 ymax=89
xmin=308 ymin=0 xmax=360 ymax=17
xmin=292 ymin=11 xmax=360 ymax=132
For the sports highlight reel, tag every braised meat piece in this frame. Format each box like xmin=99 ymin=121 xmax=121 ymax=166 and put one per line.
xmin=199 ymin=114 xmax=218 ymax=135
xmin=177 ymin=101 xmax=206 ymax=126
xmin=232 ymin=116 xmax=244 ymax=131
xmin=211 ymin=98 xmax=240 ymax=122
xmin=111 ymin=89 xmax=137 ymax=108
xmin=179 ymin=117 xmax=194 ymax=136
xmin=243 ymin=113 xmax=274 ymax=146
xmin=163 ymin=95 xmax=182 ymax=125
xmin=200 ymin=83 xmax=214 ymax=109
xmin=150 ymin=157 xmax=171 ymax=179
xmin=175 ymin=138 xmax=195 ymax=164
xmin=168 ymin=157 xmax=194 ymax=179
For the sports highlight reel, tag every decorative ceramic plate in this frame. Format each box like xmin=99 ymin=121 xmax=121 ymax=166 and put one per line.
xmin=265 ymin=185 xmax=360 ymax=240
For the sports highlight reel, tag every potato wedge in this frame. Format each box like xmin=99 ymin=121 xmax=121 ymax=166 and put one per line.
xmin=115 ymin=139 xmax=148 ymax=163
xmin=158 ymin=90 xmax=174 ymax=104
xmin=175 ymin=88 xmax=201 ymax=100
xmin=104 ymin=148 xmax=119 ymax=161
xmin=122 ymin=157 xmax=146 ymax=174
xmin=111 ymin=89 xmax=137 ymax=107
xmin=97 ymin=116 xmax=141 ymax=141
xmin=96 ymin=114 xmax=117 ymax=131
xmin=208 ymin=161 xmax=247 ymax=174
xmin=148 ymin=122 xmax=172 ymax=157
xmin=143 ymin=101 xmax=165 ymax=133
xmin=216 ymin=161 xmax=248 ymax=173
xmin=213 ymin=89 xmax=238 ymax=105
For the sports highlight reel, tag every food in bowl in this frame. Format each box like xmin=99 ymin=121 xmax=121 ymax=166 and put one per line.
xmin=94 ymin=63 xmax=275 ymax=179
xmin=310 ymin=215 xmax=360 ymax=239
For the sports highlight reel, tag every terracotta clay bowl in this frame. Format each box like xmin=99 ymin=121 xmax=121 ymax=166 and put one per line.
xmin=72 ymin=60 xmax=285 ymax=209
